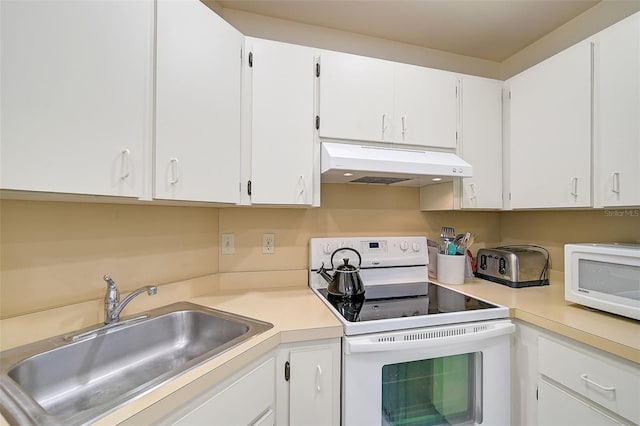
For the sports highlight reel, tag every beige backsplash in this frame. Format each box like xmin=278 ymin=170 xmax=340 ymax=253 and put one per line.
xmin=1 ymin=184 xmax=638 ymax=318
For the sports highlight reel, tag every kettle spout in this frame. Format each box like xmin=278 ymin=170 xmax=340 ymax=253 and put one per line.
xmin=317 ymin=262 xmax=334 ymax=284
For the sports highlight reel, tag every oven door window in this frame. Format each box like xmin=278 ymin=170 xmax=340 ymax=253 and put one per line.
xmin=381 ymin=352 xmax=482 ymax=426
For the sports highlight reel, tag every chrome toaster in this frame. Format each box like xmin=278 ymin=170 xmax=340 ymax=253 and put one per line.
xmin=475 ymin=245 xmax=549 ymax=288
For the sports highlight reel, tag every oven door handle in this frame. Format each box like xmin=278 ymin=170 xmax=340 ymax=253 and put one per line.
xmin=346 ymin=322 xmax=515 ymax=354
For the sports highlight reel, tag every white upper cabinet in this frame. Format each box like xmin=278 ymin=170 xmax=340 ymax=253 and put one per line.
xmin=245 ymin=38 xmax=317 ymax=205
xmin=393 ymin=65 xmax=458 ymax=148
xmin=154 ymin=0 xmax=242 ymax=203
xmin=319 ymin=51 xmax=395 ymax=143
xmin=319 ymin=51 xmax=457 ymax=148
xmin=507 ymin=41 xmax=592 ymax=209
xmin=419 ymin=75 xmax=503 ymax=211
xmin=0 ymin=0 xmax=153 ymax=197
xmin=460 ymin=76 xmax=503 ymax=209
xmin=593 ymin=12 xmax=640 ymax=207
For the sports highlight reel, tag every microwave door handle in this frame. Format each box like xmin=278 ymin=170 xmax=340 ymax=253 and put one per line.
xmin=346 ymin=322 xmax=515 ymax=354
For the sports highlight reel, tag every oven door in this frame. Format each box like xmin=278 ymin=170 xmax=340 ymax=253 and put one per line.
xmin=342 ymin=320 xmax=514 ymax=426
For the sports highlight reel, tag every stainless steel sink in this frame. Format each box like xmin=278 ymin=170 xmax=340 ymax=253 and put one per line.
xmin=0 ymin=302 xmax=273 ymax=425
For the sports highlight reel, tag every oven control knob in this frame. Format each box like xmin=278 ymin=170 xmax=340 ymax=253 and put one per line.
xmin=400 ymin=241 xmax=409 ymax=251
xmin=412 ymin=242 xmax=421 ymax=252
xmin=322 ymin=244 xmax=332 ymax=254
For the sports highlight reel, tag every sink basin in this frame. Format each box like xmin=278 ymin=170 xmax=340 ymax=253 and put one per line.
xmin=0 ymin=301 xmax=273 ymax=425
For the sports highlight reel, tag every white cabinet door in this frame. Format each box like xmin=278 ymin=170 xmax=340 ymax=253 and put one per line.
xmin=289 ymin=347 xmax=336 ymax=426
xmin=593 ymin=12 xmax=640 ymax=208
xmin=319 ymin=51 xmax=395 ymax=143
xmin=319 ymin=51 xmax=458 ymax=149
xmin=460 ymin=76 xmax=503 ymax=209
xmin=508 ymin=41 xmax=592 ymax=209
xmin=394 ymin=65 xmax=458 ymax=148
xmin=155 ymin=0 xmax=242 ymax=203
xmin=538 ymin=379 xmax=623 ymax=426
xmin=0 ymin=0 xmax=152 ymax=197
xmin=248 ymin=39 xmax=315 ymax=205
xmin=276 ymin=339 xmax=341 ymax=426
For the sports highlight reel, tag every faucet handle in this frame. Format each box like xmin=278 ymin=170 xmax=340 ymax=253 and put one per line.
xmin=104 ymin=274 xmax=117 ymax=288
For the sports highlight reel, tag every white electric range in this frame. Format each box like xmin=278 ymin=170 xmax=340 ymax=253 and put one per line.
xmin=309 ymin=236 xmax=514 ymax=426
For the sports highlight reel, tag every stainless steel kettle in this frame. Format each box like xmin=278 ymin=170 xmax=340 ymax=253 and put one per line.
xmin=317 ymin=247 xmax=365 ymax=298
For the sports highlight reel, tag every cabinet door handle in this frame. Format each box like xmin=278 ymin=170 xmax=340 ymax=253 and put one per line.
xmin=570 ymin=177 xmax=578 ymax=197
xmin=401 ymin=115 xmax=407 ymax=139
xmin=468 ymin=183 xmax=477 ymax=200
xmin=580 ymin=374 xmax=615 ymax=392
xmin=382 ymin=113 xmax=388 ymax=138
xmin=170 ymin=158 xmax=179 ymax=185
xmin=298 ymin=175 xmax=305 ymax=196
xmin=315 ymin=365 xmax=322 ymax=392
xmin=120 ymin=149 xmax=130 ymax=180
xmin=611 ymin=172 xmax=620 ymax=194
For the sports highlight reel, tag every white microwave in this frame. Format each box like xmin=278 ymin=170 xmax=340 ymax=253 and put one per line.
xmin=565 ymin=243 xmax=640 ymax=320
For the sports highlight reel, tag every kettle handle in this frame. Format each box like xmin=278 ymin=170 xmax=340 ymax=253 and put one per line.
xmin=330 ymin=247 xmax=362 ymax=270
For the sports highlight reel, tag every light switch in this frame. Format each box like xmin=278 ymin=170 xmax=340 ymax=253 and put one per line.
xmin=221 ymin=233 xmax=235 ymax=255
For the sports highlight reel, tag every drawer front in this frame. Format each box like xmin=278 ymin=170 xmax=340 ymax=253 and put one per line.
xmin=174 ymin=358 xmax=275 ymax=426
xmin=539 ymin=336 xmax=640 ymax=424
xmin=538 ymin=379 xmax=623 ymax=426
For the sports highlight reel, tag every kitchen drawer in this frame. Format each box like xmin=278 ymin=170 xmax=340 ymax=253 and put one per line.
xmin=173 ymin=358 xmax=275 ymax=426
xmin=538 ymin=379 xmax=623 ymax=426
xmin=538 ymin=336 xmax=640 ymax=424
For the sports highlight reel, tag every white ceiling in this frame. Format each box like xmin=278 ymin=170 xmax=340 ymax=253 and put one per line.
xmin=217 ymin=0 xmax=601 ymax=62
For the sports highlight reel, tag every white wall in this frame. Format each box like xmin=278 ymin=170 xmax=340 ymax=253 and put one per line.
xmin=501 ymin=0 xmax=640 ymax=79
xmin=219 ymin=8 xmax=503 ymax=79
xmin=207 ymin=0 xmax=640 ymax=81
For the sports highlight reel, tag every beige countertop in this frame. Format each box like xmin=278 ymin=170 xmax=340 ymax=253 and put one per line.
xmin=433 ymin=272 xmax=640 ymax=364
xmin=1 ymin=271 xmax=639 ymax=425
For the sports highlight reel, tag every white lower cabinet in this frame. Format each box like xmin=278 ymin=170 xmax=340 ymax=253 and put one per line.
xmin=173 ymin=358 xmax=276 ymax=426
xmin=275 ymin=339 xmax=341 ymax=426
xmin=121 ymin=338 xmax=340 ymax=426
xmin=513 ymin=321 xmax=640 ymax=426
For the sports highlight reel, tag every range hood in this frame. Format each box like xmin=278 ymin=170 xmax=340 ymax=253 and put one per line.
xmin=321 ymin=142 xmax=472 ymax=186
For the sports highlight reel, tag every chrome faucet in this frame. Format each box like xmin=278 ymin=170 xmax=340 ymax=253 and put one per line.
xmin=103 ymin=274 xmax=157 ymax=324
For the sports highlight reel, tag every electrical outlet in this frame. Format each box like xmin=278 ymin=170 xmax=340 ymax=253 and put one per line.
xmin=263 ymin=233 xmax=275 ymax=254
xmin=221 ymin=233 xmax=235 ymax=255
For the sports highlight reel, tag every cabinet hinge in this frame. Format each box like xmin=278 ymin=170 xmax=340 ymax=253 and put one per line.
xmin=509 ymin=91 xmax=512 ymax=100
xmin=284 ymin=361 xmax=290 ymax=382
xmin=248 ymin=51 xmax=253 ymax=68
xmin=315 ymin=115 xmax=320 ymax=130
xmin=316 ymin=62 xmax=320 ymax=77
xmin=247 ymin=180 xmax=252 ymax=196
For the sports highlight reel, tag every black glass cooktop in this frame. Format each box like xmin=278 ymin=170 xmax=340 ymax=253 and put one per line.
xmin=318 ymin=282 xmax=498 ymax=323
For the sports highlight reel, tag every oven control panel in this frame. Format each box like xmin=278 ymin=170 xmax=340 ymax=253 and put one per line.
xmin=310 ymin=236 xmax=427 ymax=270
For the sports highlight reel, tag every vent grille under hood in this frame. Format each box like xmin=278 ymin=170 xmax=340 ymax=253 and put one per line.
xmin=321 ymin=142 xmax=472 ymax=187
